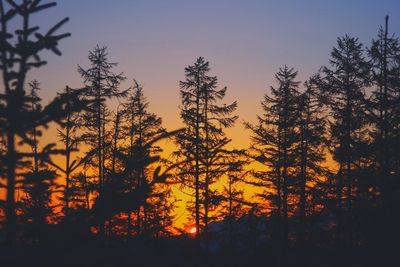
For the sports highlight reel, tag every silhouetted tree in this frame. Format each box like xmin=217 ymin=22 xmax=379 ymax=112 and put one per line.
xmin=119 ymin=80 xmax=166 ymax=236
xmin=78 ymin=45 xmax=126 ymax=185
xmin=176 ymin=57 xmax=237 ymax=247
xmin=78 ymin=45 xmax=126 ymax=235
xmin=365 ymin=16 xmax=400 ymax=248
xmin=245 ymin=66 xmax=300 ymax=250
xmin=295 ymin=80 xmax=328 ymax=244
xmin=44 ymin=86 xmax=90 ymax=217
xmin=19 ymin=168 xmax=57 ymax=244
xmin=313 ymin=35 xmax=370 ymax=245
xmin=219 ymin=149 xmax=249 ymax=247
xmin=368 ymin=16 xmax=400 ymax=208
xmin=0 ymin=0 xmax=70 ymax=243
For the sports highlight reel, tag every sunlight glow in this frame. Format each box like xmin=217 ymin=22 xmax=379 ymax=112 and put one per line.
xmin=189 ymin=227 xmax=197 ymax=235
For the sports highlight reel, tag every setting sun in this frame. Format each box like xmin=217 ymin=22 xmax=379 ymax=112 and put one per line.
xmin=189 ymin=227 xmax=197 ymax=235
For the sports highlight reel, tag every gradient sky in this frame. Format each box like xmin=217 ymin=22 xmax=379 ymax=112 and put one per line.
xmin=28 ymin=0 xmax=400 ymax=149
xmin=21 ymin=0 xmax=400 ymax=227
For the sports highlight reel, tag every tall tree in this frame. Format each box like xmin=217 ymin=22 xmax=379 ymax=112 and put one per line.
xmin=368 ymin=16 xmax=400 ymax=208
xmin=219 ymin=150 xmax=248 ymax=248
xmin=19 ymin=80 xmax=57 ymax=243
xmin=295 ymin=80 xmax=328 ymax=244
xmin=313 ymin=35 xmax=370 ymax=245
xmin=78 ymin=45 xmax=126 ymax=192
xmin=120 ymin=80 xmax=166 ymax=236
xmin=0 ymin=0 xmax=70 ymax=243
xmin=78 ymin=45 xmax=126 ymax=235
xmin=366 ymin=16 xmax=400 ymax=248
xmin=43 ymin=86 xmax=90 ymax=217
xmin=176 ymin=57 xmax=237 ymax=244
xmin=245 ymin=66 xmax=300 ymax=249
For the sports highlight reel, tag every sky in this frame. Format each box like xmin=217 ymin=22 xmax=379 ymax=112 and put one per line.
xmin=28 ymin=0 xmax=400 ymax=149
xmin=19 ymin=0 xmax=400 ymax=227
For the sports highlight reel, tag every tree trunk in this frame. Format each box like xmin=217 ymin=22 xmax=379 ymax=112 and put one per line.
xmin=6 ymin=128 xmax=16 ymax=244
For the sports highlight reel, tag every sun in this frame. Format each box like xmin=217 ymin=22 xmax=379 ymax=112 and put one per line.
xmin=189 ymin=227 xmax=197 ymax=235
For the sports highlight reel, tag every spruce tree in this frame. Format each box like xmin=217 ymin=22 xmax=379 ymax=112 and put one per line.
xmin=219 ymin=149 xmax=248 ymax=247
xmin=368 ymin=16 xmax=400 ymax=208
xmin=176 ymin=57 xmax=237 ymax=244
xmin=366 ymin=16 xmax=400 ymax=247
xmin=245 ymin=66 xmax=300 ymax=249
xmin=120 ymin=80 xmax=165 ymax=236
xmin=313 ymin=35 xmax=370 ymax=245
xmin=48 ymin=86 xmax=90 ymax=217
xmin=78 ymin=45 xmax=126 ymax=192
xmin=78 ymin=45 xmax=126 ymax=235
xmin=295 ymin=80 xmax=328 ymax=244
xmin=0 ymin=0 xmax=70 ymax=243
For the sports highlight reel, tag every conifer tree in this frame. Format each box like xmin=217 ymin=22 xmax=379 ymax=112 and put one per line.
xmin=176 ymin=57 xmax=237 ymax=242
xmin=44 ymin=86 xmax=91 ymax=217
xmin=295 ymin=80 xmax=328 ymax=243
xmin=0 ymin=0 xmax=70 ymax=242
xmin=78 ymin=46 xmax=126 ymax=192
xmin=245 ymin=66 xmax=300 ymax=248
xmin=19 ymin=80 xmax=58 ymax=243
xmin=91 ymin=80 xmax=179 ymax=237
xmin=367 ymin=16 xmax=400 ymax=208
xmin=365 ymin=16 xmax=400 ymax=247
xmin=120 ymin=80 xmax=165 ymax=236
xmin=219 ymin=149 xmax=248 ymax=247
xmin=78 ymin=46 xmax=126 ymax=235
xmin=313 ymin=35 xmax=370 ymax=245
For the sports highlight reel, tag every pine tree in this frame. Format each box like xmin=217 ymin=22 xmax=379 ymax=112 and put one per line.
xmin=175 ymin=57 xmax=237 ymax=244
xmin=37 ymin=86 xmax=90 ymax=219
xmin=245 ymin=66 xmax=300 ymax=249
xmin=295 ymin=80 xmax=328 ymax=244
xmin=19 ymin=80 xmax=57 ymax=243
xmin=368 ymin=16 xmax=400 ymax=208
xmin=91 ymin=80 xmax=180 ymax=237
xmin=78 ymin=45 xmax=126 ymax=191
xmin=0 ymin=0 xmax=70 ymax=243
xmin=313 ymin=35 xmax=370 ymax=245
xmin=219 ymin=149 xmax=248 ymax=247
xmin=120 ymin=80 xmax=165 ymax=236
xmin=78 ymin=45 xmax=126 ymax=235
xmin=365 ymin=16 xmax=400 ymax=248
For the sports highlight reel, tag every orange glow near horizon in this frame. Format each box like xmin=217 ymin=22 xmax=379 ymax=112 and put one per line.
xmin=189 ymin=227 xmax=197 ymax=235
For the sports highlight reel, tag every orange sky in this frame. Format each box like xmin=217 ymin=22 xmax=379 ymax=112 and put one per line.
xmin=1 ymin=0 xmax=398 ymax=229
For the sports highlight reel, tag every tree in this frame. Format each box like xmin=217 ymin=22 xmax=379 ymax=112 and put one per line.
xmin=78 ymin=45 xmax=126 ymax=191
xmin=119 ymin=80 xmax=166 ymax=236
xmin=365 ymin=16 xmax=400 ymax=249
xmin=219 ymin=149 xmax=249 ymax=247
xmin=245 ymin=66 xmax=300 ymax=249
xmin=78 ymin=45 xmax=126 ymax=235
xmin=19 ymin=80 xmax=58 ymax=244
xmin=45 ymin=86 xmax=90 ymax=217
xmin=295 ymin=80 xmax=328 ymax=244
xmin=0 ymin=0 xmax=70 ymax=243
xmin=313 ymin=35 xmax=370 ymax=245
xmin=368 ymin=16 xmax=400 ymax=208
xmin=19 ymin=168 xmax=58 ymax=243
xmin=90 ymin=80 xmax=180 ymax=238
xmin=175 ymin=57 xmax=237 ymax=245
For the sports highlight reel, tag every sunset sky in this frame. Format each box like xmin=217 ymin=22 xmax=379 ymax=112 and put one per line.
xmin=24 ymin=0 xmax=400 ymax=227
xmin=30 ymin=0 xmax=400 ymax=149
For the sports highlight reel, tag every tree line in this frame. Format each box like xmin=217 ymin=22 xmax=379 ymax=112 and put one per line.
xmin=0 ymin=1 xmax=399 ymax=263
